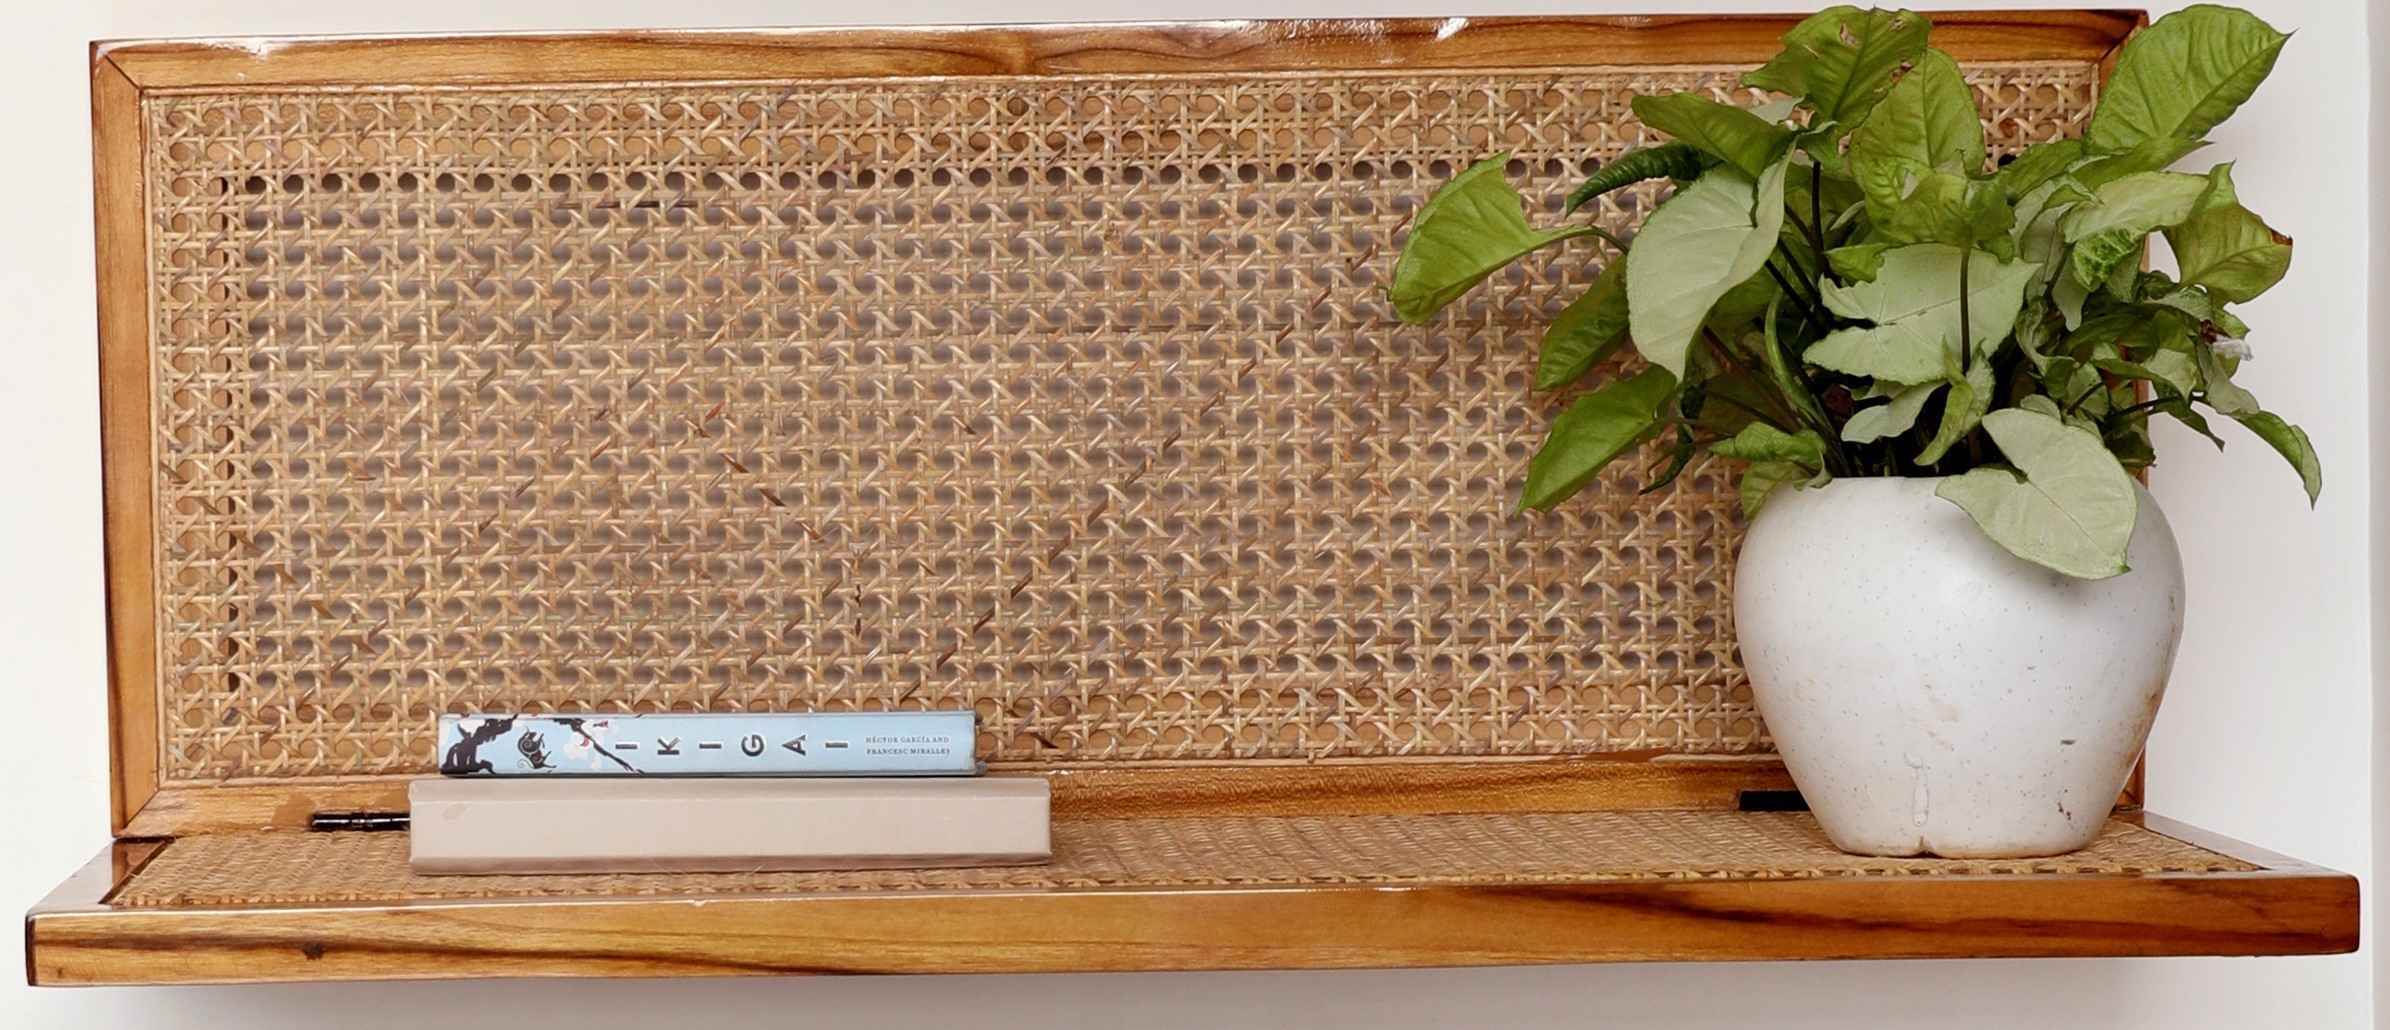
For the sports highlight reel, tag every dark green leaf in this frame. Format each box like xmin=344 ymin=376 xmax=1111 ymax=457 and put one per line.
xmin=1847 ymin=48 xmax=1985 ymax=174
xmin=1565 ymin=142 xmax=1711 ymax=213
xmin=1640 ymin=424 xmax=1699 ymax=495
xmin=1520 ymin=366 xmax=1679 ymax=510
xmin=1536 ymin=259 xmax=1632 ymax=389
xmin=2231 ymin=410 xmax=2321 ymax=503
xmin=1631 ymin=93 xmax=1796 ymax=179
xmin=1390 ymin=155 xmax=1601 ymax=323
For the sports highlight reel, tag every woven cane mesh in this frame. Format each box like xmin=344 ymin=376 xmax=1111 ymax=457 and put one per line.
xmin=111 ymin=813 xmax=2242 ymax=907
xmin=140 ymin=63 xmax=2098 ymax=784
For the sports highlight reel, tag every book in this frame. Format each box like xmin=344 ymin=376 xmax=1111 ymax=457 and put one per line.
xmin=436 ymin=711 xmax=979 ymax=777
xmin=408 ymin=776 xmax=1051 ymax=874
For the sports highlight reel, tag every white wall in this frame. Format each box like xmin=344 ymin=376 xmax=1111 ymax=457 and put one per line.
xmin=3 ymin=1 xmax=2371 ymax=1026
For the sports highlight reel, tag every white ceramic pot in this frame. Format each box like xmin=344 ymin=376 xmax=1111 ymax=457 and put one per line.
xmin=1733 ymin=476 xmax=2185 ymax=858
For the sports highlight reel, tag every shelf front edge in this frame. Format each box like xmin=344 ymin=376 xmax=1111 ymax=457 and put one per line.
xmin=28 ymin=819 xmax=2355 ymax=986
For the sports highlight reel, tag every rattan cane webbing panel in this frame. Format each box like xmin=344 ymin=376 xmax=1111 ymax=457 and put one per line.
xmin=112 ymin=812 xmax=2240 ymax=907
xmin=140 ymin=63 xmax=2098 ymax=784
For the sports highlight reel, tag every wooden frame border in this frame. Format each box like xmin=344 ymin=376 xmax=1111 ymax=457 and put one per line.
xmin=89 ymin=11 xmax=2144 ymax=837
xmin=26 ymin=811 xmax=2352 ymax=985
xmin=95 ymin=12 xmax=2143 ymax=91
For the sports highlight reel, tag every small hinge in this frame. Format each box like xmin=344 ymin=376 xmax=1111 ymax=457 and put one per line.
xmin=308 ymin=811 xmax=410 ymax=832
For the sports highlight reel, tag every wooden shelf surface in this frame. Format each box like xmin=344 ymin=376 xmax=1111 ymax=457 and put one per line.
xmin=27 ymin=810 xmax=2354 ymax=985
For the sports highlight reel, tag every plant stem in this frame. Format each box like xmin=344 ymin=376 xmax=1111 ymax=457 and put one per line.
xmin=1585 ymin=226 xmax=1633 ymax=256
xmin=2061 ymin=380 xmax=2104 ymax=417
xmin=2107 ymin=396 xmax=2173 ymax=421
xmin=1770 ymin=243 xmax=1832 ymax=327
xmin=1957 ymin=250 xmax=1973 ymax=375
xmin=1807 ymin=162 xmax=1829 ymax=259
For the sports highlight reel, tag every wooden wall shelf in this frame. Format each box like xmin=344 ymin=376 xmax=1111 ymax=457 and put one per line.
xmin=38 ymin=10 xmax=2356 ymax=985
xmin=27 ymin=806 xmax=2355 ymax=984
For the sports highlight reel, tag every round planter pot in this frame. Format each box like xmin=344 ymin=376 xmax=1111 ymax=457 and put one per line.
xmin=1732 ymin=476 xmax=2185 ymax=858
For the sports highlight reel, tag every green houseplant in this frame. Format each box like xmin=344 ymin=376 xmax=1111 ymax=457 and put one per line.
xmin=1388 ymin=4 xmax=2313 ymax=857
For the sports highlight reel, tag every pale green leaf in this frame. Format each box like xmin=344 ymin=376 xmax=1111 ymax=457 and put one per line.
xmin=2230 ymin=410 xmax=2322 ymax=503
xmin=2071 ymin=136 xmax=2210 ymax=191
xmin=1915 ymin=361 xmax=1994 ymax=465
xmin=1806 ymin=244 xmax=2040 ymax=383
xmin=1521 ymin=366 xmax=1678 ymax=510
xmin=1744 ymin=6 xmax=1932 ymax=126
xmin=1935 ymin=408 xmax=2139 ymax=579
xmin=1848 ymin=48 xmax=1984 ymax=174
xmin=2090 ymin=4 xmax=2290 ymax=151
xmin=1566 ymin=142 xmax=1711 ymax=213
xmin=1625 ymin=160 xmax=1789 ymax=378
xmin=1536 ymin=259 xmax=1631 ymax=389
xmin=1840 ymin=381 xmax=1941 ymax=443
xmin=2061 ymin=171 xmax=2210 ymax=287
xmin=1390 ymin=156 xmax=1598 ymax=323
xmin=1632 ymin=93 xmax=1796 ymax=180
xmin=1995 ymin=139 xmax=2086 ymax=201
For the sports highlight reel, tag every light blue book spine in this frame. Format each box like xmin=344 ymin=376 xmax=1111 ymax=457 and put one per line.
xmin=436 ymin=712 xmax=980 ymax=777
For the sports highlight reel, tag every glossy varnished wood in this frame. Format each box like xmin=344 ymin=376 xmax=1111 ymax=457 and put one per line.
xmin=96 ymin=12 xmax=2143 ymax=91
xmin=25 ymin=814 xmax=2355 ymax=985
xmin=90 ymin=51 xmax=157 ymax=837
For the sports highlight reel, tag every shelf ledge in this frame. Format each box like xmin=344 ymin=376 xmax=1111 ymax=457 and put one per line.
xmin=27 ymin=810 xmax=2355 ymax=984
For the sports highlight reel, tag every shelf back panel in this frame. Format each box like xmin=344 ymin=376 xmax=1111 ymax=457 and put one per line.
xmin=108 ymin=21 xmax=2107 ymax=794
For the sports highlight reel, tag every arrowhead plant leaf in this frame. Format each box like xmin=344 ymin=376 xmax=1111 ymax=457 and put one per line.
xmin=1841 ymin=381 xmax=1941 ymax=443
xmin=2090 ymin=4 xmax=2290 ymax=151
xmin=2231 ymin=410 xmax=2322 ymax=503
xmin=1520 ymin=366 xmax=1678 ymax=510
xmin=1806 ymin=244 xmax=2039 ymax=383
xmin=1565 ymin=141 xmax=1713 ymax=213
xmin=1625 ymin=160 xmax=1789 ymax=379
xmin=1536 ymin=259 xmax=1632 ymax=389
xmin=1631 ymin=93 xmax=1796 ymax=180
xmin=1936 ymin=408 xmax=2140 ymax=579
xmin=1744 ymin=6 xmax=1932 ymax=127
xmin=1388 ymin=155 xmax=1598 ymax=323
xmin=1847 ymin=48 xmax=1984 ymax=174
xmin=2165 ymin=164 xmax=2293 ymax=303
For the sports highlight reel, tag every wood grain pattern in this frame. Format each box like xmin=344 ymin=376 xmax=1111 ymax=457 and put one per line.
xmin=25 ymin=814 xmax=2355 ymax=986
xmin=49 ymin=10 xmax=2363 ymax=987
xmin=98 ymin=12 xmax=2143 ymax=90
xmin=91 ymin=55 xmax=158 ymax=837
xmin=121 ymin=756 xmax=1796 ymax=836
